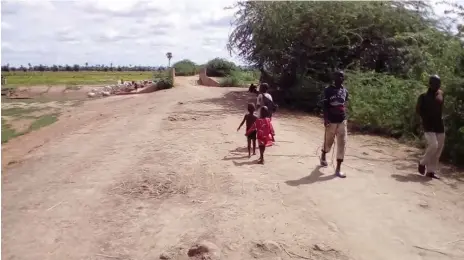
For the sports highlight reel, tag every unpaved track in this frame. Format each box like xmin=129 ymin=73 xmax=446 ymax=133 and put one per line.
xmin=2 ymin=76 xmax=464 ymax=260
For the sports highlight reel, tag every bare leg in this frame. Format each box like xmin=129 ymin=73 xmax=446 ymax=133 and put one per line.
xmin=258 ymin=145 xmax=265 ymax=164
xmin=247 ymin=138 xmax=252 ymax=158
xmin=252 ymin=139 xmax=256 ymax=155
xmin=320 ymin=151 xmax=328 ymax=166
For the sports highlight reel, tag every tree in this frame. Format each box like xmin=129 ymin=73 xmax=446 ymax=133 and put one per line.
xmin=166 ymin=52 xmax=173 ymax=67
xmin=173 ymin=59 xmax=198 ymax=76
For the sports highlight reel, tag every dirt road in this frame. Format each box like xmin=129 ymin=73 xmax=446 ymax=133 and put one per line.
xmin=2 ymin=76 xmax=464 ymax=260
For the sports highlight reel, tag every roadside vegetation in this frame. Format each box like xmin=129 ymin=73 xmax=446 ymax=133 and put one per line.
xmin=2 ymin=71 xmax=155 ymax=86
xmin=1 ymin=107 xmax=59 ymax=143
xmin=227 ymin=1 xmax=464 ymax=165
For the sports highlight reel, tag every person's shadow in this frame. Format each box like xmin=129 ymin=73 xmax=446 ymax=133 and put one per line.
xmin=285 ymin=166 xmax=336 ymax=186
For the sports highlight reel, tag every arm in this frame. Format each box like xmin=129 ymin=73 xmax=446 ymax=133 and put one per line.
xmin=436 ymin=89 xmax=444 ymax=104
xmin=237 ymin=115 xmax=247 ymax=131
xmin=323 ymin=88 xmax=329 ymax=125
xmin=256 ymin=94 xmax=262 ymax=109
xmin=269 ymin=120 xmax=275 ymax=136
xmin=246 ymin=122 xmax=257 ymax=136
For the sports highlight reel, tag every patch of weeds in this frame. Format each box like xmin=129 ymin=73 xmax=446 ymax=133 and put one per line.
xmin=1 ymin=119 xmax=22 ymax=143
xmin=28 ymin=114 xmax=59 ymax=131
xmin=2 ymin=107 xmax=37 ymax=117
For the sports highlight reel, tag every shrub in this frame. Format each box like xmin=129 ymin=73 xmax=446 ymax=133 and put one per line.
xmin=219 ymin=75 xmax=241 ymax=87
xmin=206 ymin=58 xmax=238 ymax=77
xmin=173 ymin=59 xmax=198 ymax=76
xmin=156 ymin=78 xmax=173 ymax=90
xmin=346 ymin=71 xmax=424 ymax=137
xmin=154 ymin=69 xmax=174 ymax=90
xmin=218 ymin=70 xmax=260 ymax=87
xmin=442 ymin=78 xmax=464 ymax=165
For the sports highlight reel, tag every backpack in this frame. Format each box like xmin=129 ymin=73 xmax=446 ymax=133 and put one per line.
xmin=262 ymin=94 xmax=277 ymax=113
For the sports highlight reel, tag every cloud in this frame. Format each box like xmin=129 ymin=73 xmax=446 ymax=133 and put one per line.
xmin=1 ymin=0 xmax=240 ymax=67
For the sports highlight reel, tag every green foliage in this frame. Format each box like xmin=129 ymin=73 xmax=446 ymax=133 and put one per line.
xmin=2 ymin=71 xmax=154 ymax=86
xmin=156 ymin=78 xmax=173 ymax=90
xmin=219 ymin=70 xmax=260 ymax=87
xmin=154 ymin=69 xmax=174 ymax=90
xmin=1 ymin=119 xmax=20 ymax=143
xmin=29 ymin=114 xmax=58 ymax=131
xmin=442 ymin=78 xmax=464 ymax=164
xmin=346 ymin=72 xmax=423 ymax=137
xmin=206 ymin=58 xmax=238 ymax=77
xmin=173 ymin=59 xmax=198 ymax=76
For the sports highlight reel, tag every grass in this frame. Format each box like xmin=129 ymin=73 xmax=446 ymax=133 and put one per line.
xmin=1 ymin=119 xmax=19 ymax=143
xmin=28 ymin=114 xmax=58 ymax=131
xmin=2 ymin=107 xmax=38 ymax=117
xmin=2 ymin=71 xmax=161 ymax=86
xmin=1 ymin=113 xmax=59 ymax=143
xmin=219 ymin=70 xmax=260 ymax=87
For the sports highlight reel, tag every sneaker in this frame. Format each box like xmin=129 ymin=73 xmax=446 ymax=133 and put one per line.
xmin=320 ymin=158 xmax=328 ymax=167
xmin=336 ymin=171 xmax=346 ymax=178
xmin=418 ymin=163 xmax=426 ymax=175
xmin=425 ymin=172 xmax=440 ymax=179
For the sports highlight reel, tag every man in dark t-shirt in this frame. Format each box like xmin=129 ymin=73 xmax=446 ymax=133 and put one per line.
xmin=320 ymin=71 xmax=349 ymax=178
xmin=416 ymin=75 xmax=445 ymax=179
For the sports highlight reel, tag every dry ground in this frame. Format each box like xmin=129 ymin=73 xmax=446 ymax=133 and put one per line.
xmin=2 ymin=76 xmax=464 ymax=260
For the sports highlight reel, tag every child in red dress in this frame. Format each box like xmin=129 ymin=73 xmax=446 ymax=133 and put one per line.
xmin=246 ymin=106 xmax=275 ymax=164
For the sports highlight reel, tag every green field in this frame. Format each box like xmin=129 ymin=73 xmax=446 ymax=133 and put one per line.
xmin=2 ymin=71 xmax=159 ymax=86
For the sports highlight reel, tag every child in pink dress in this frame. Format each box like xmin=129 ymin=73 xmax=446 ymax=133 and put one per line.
xmin=246 ymin=106 xmax=275 ymax=164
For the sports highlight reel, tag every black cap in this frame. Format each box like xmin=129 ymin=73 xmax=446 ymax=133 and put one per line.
xmin=429 ymin=74 xmax=440 ymax=81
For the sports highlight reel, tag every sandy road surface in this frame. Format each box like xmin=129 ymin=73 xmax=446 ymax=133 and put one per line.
xmin=2 ymin=76 xmax=464 ymax=260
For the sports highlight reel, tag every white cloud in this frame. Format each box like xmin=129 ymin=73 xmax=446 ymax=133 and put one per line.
xmin=1 ymin=0 xmax=240 ymax=67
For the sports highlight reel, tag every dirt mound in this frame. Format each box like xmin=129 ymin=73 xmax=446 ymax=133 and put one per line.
xmin=168 ymin=115 xmax=198 ymax=121
xmin=250 ymin=241 xmax=351 ymax=260
xmin=250 ymin=240 xmax=282 ymax=258
xmin=113 ymin=175 xmax=188 ymax=200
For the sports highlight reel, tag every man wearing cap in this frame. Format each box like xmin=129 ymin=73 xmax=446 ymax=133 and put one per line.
xmin=416 ymin=75 xmax=445 ymax=179
xmin=320 ymin=71 xmax=349 ymax=178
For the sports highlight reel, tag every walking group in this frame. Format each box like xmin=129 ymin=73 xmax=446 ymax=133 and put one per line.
xmin=238 ymin=71 xmax=446 ymax=180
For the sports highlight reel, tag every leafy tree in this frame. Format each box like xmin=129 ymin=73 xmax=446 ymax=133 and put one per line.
xmin=205 ymin=58 xmax=237 ymax=77
xmin=173 ymin=59 xmax=198 ymax=76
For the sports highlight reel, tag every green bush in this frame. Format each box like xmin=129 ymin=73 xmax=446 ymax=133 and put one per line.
xmin=153 ymin=69 xmax=174 ymax=90
xmin=173 ymin=59 xmax=198 ymax=76
xmin=346 ymin=71 xmax=423 ymax=137
xmin=443 ymin=78 xmax=464 ymax=165
xmin=156 ymin=78 xmax=173 ymax=90
xmin=218 ymin=70 xmax=260 ymax=87
xmin=219 ymin=75 xmax=241 ymax=87
xmin=206 ymin=58 xmax=238 ymax=77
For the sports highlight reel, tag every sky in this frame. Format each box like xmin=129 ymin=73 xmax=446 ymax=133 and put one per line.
xmin=1 ymin=0 xmax=239 ymax=67
xmin=1 ymin=0 xmax=462 ymax=67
